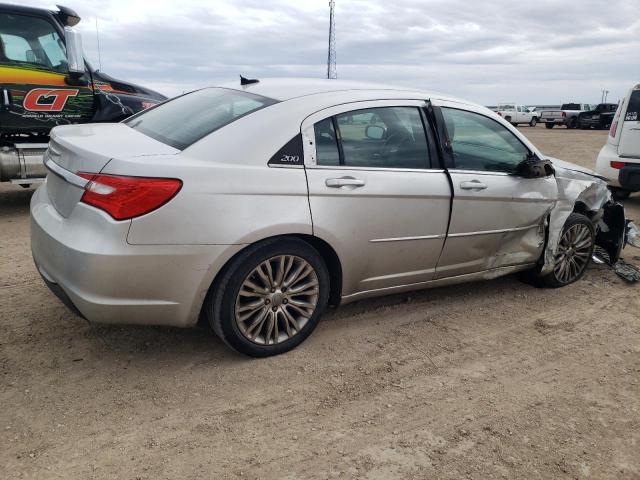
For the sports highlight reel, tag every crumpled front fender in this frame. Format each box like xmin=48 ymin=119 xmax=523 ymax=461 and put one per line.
xmin=540 ymin=160 xmax=626 ymax=275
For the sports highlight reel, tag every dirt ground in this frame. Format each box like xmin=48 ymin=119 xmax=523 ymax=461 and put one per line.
xmin=1 ymin=125 xmax=639 ymax=480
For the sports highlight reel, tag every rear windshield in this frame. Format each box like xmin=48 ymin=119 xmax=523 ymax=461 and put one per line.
xmin=125 ymin=88 xmax=278 ymax=150
xmin=561 ymin=103 xmax=581 ymax=110
xmin=626 ymin=90 xmax=640 ymax=120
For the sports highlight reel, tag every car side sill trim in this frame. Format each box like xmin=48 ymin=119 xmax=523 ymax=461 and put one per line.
xmin=340 ymin=263 xmax=535 ymax=304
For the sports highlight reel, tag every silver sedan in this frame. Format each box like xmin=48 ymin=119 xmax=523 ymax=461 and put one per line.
xmin=31 ymin=78 xmax=627 ymax=356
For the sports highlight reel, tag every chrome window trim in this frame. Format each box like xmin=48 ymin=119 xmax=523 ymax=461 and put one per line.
xmin=44 ymin=157 xmax=89 ymax=189
xmin=305 ymin=165 xmax=446 ymax=173
xmin=448 ymin=169 xmax=511 ymax=177
xmin=267 ymin=163 xmax=304 ymax=169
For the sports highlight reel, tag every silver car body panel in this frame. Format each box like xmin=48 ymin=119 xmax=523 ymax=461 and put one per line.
xmin=29 ymin=79 xmax=619 ymax=327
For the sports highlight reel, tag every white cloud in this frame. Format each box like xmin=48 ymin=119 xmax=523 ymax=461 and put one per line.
xmin=19 ymin=0 xmax=640 ymax=104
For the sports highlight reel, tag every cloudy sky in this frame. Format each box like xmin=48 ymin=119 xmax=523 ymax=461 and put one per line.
xmin=22 ymin=0 xmax=640 ymax=104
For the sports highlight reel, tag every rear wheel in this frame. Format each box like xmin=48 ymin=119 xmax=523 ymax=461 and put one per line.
xmin=538 ymin=213 xmax=595 ymax=288
xmin=568 ymin=117 xmax=578 ymax=129
xmin=206 ymin=238 xmax=330 ymax=357
xmin=529 ymin=117 xmax=538 ymax=127
xmin=545 ymin=123 xmax=554 ymax=129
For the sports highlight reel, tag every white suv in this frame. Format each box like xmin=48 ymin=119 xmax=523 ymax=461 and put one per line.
xmin=596 ymin=83 xmax=640 ymax=199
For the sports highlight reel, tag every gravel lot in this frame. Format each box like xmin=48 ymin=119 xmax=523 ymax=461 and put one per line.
xmin=1 ymin=125 xmax=639 ymax=479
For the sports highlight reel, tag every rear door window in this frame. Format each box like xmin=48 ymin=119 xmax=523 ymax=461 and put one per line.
xmin=314 ymin=106 xmax=430 ymax=169
xmin=125 ymin=88 xmax=277 ymax=150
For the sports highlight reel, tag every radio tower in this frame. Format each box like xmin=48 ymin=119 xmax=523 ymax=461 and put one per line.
xmin=327 ymin=0 xmax=337 ymax=79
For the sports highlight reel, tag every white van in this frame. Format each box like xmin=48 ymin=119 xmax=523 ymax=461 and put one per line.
xmin=595 ymin=84 xmax=640 ymax=199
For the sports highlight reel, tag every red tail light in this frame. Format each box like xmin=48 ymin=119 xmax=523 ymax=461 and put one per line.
xmin=77 ymin=173 xmax=182 ymax=220
xmin=610 ymin=161 xmax=626 ymax=169
xmin=609 ymin=120 xmax=618 ymax=137
xmin=562 ymin=111 xmax=566 ymax=117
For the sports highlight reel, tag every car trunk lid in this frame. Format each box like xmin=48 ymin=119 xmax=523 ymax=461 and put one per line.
xmin=44 ymin=123 xmax=179 ymax=217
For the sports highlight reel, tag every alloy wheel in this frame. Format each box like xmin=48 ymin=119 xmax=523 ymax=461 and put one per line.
xmin=235 ymin=255 xmax=320 ymax=345
xmin=553 ymin=223 xmax=593 ymax=284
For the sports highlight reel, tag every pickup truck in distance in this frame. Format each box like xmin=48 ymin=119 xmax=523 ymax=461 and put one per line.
xmin=0 ymin=3 xmax=166 ymax=187
xmin=541 ymin=103 xmax=592 ymax=129
xmin=495 ymin=103 xmax=539 ymax=127
xmin=577 ymin=103 xmax=618 ymax=130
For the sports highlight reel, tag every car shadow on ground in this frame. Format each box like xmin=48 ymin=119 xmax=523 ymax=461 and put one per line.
xmin=0 ymin=186 xmax=35 ymax=216
xmin=70 ymin=274 xmax=529 ymax=364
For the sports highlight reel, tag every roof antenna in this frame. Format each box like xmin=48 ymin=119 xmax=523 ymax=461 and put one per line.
xmin=95 ymin=16 xmax=102 ymax=71
xmin=240 ymin=75 xmax=259 ymax=86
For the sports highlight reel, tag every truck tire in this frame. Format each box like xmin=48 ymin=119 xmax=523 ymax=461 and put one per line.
xmin=568 ymin=117 xmax=577 ymax=129
xmin=505 ymin=116 xmax=513 ymax=125
xmin=529 ymin=117 xmax=537 ymax=127
xmin=545 ymin=123 xmax=554 ymax=129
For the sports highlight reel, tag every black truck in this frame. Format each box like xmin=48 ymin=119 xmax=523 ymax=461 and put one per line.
xmin=577 ymin=103 xmax=618 ymax=130
xmin=0 ymin=4 xmax=166 ymax=186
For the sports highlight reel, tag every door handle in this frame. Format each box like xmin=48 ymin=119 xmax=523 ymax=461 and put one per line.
xmin=460 ymin=180 xmax=488 ymax=190
xmin=325 ymin=177 xmax=366 ymax=189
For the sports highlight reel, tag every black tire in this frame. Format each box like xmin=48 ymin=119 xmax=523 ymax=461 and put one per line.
xmin=529 ymin=117 xmax=538 ymax=127
xmin=545 ymin=123 xmax=554 ymax=129
xmin=568 ymin=117 xmax=578 ymax=129
xmin=537 ymin=213 xmax=595 ymax=288
xmin=206 ymin=237 xmax=330 ymax=357
xmin=504 ymin=116 xmax=513 ymax=125
xmin=610 ymin=187 xmax=631 ymax=201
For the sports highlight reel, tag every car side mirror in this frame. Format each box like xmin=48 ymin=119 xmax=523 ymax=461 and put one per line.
xmin=64 ymin=27 xmax=88 ymax=86
xmin=365 ymin=125 xmax=386 ymax=140
xmin=516 ymin=155 xmax=555 ymax=178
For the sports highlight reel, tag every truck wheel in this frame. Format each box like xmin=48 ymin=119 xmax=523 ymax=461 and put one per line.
xmin=505 ymin=116 xmax=512 ymax=124
xmin=568 ymin=117 xmax=577 ymax=129
xmin=545 ymin=123 xmax=554 ymax=129
xmin=529 ymin=117 xmax=537 ymax=127
xmin=610 ymin=187 xmax=631 ymax=201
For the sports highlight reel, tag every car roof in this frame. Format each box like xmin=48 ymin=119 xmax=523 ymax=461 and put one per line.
xmin=221 ymin=77 xmax=469 ymax=105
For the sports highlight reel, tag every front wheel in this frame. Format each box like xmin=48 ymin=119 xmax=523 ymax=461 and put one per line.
xmin=206 ymin=238 xmax=330 ymax=357
xmin=538 ymin=213 xmax=595 ymax=288
xmin=545 ymin=123 xmax=554 ymax=129
xmin=529 ymin=117 xmax=538 ymax=127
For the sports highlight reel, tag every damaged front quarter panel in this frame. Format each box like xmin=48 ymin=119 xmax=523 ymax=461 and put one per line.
xmin=539 ymin=158 xmax=626 ymax=275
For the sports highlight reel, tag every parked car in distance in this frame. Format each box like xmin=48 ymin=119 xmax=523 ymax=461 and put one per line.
xmin=31 ymin=79 xmax=627 ymax=357
xmin=595 ymin=84 xmax=640 ymax=199
xmin=541 ymin=103 xmax=592 ymax=129
xmin=495 ymin=103 xmax=539 ymax=126
xmin=578 ymin=103 xmax=618 ymax=130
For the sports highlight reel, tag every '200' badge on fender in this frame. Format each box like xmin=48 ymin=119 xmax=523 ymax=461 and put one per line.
xmin=23 ymin=88 xmax=79 ymax=112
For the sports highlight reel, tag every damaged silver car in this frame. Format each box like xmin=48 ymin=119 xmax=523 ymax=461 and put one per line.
xmin=31 ymin=79 xmax=631 ymax=357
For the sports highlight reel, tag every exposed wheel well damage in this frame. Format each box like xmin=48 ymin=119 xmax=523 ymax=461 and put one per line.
xmin=539 ymin=162 xmax=627 ymax=275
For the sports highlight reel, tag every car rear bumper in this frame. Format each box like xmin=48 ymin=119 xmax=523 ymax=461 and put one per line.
xmin=619 ymin=165 xmax=640 ymax=191
xmin=30 ymin=184 xmax=243 ymax=327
